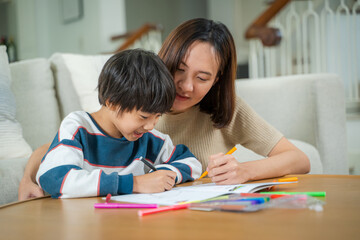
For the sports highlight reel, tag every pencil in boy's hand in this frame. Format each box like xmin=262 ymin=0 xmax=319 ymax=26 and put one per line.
xmin=198 ymin=146 xmax=237 ymax=179
xmin=140 ymin=157 xmax=157 ymax=172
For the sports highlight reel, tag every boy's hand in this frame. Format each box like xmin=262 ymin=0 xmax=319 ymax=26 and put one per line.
xmin=133 ymin=170 xmax=176 ymax=193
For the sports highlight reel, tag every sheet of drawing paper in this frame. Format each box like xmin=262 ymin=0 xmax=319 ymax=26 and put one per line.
xmin=111 ymin=182 xmax=293 ymax=205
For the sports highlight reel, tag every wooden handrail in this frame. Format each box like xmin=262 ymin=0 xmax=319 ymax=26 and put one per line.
xmin=112 ymin=23 xmax=163 ymax=53
xmin=245 ymin=0 xmax=290 ymax=46
xmin=111 ymin=32 xmax=134 ymax=41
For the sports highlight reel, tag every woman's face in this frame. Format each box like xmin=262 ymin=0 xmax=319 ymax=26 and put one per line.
xmin=171 ymin=41 xmax=220 ymax=114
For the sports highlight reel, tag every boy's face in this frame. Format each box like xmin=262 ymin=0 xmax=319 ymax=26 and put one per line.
xmin=109 ymin=108 xmax=162 ymax=141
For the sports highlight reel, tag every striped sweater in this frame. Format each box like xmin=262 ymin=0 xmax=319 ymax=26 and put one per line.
xmin=36 ymin=111 xmax=201 ymax=198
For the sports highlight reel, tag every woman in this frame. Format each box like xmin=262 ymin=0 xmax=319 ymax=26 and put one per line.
xmin=18 ymin=18 xmax=309 ymax=201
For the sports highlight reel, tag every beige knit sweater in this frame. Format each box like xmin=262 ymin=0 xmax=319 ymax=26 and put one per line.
xmin=155 ymin=97 xmax=283 ymax=171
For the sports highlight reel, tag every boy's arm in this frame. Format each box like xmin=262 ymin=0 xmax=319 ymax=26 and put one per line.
xmin=18 ymin=143 xmax=50 ymax=201
xmin=151 ymin=133 xmax=202 ymax=183
xmin=37 ymin=139 xmax=133 ymax=198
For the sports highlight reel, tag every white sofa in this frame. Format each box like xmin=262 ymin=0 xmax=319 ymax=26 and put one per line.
xmin=0 ymin=46 xmax=348 ymax=206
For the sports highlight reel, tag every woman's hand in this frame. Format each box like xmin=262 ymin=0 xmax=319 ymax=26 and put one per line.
xmin=207 ymin=153 xmax=252 ymax=184
xmin=207 ymin=138 xmax=310 ymax=185
xmin=18 ymin=178 xmax=44 ymax=201
xmin=133 ymin=170 xmax=177 ymax=193
xmin=18 ymin=143 xmax=50 ymax=201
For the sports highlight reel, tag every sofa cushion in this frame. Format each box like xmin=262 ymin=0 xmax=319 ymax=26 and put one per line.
xmin=291 ymin=139 xmax=322 ymax=174
xmin=0 ymin=46 xmax=32 ymax=159
xmin=10 ymin=58 xmax=61 ymax=150
xmin=236 ymin=74 xmax=348 ymax=174
xmin=50 ymin=53 xmax=112 ymax=118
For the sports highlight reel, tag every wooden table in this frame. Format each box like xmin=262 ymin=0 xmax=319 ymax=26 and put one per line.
xmin=1 ymin=175 xmax=359 ymax=240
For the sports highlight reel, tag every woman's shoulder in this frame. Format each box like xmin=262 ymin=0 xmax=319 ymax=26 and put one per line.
xmin=233 ymin=96 xmax=256 ymax=114
xmin=227 ymin=96 xmax=269 ymax=130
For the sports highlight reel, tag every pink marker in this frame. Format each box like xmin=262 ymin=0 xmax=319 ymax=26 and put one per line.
xmin=94 ymin=203 xmax=158 ymax=209
xmin=94 ymin=194 xmax=158 ymax=209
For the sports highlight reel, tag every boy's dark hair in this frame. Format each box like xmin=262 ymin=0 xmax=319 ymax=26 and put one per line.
xmin=98 ymin=49 xmax=175 ymax=114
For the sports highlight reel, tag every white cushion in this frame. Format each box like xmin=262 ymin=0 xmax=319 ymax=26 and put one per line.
xmin=236 ymin=74 xmax=348 ymax=174
xmin=10 ymin=58 xmax=61 ymax=150
xmin=0 ymin=46 xmax=32 ymax=159
xmin=50 ymin=53 xmax=112 ymax=118
xmin=290 ymin=139 xmax=322 ymax=174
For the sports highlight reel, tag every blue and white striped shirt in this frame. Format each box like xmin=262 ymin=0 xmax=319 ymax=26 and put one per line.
xmin=36 ymin=111 xmax=202 ymax=198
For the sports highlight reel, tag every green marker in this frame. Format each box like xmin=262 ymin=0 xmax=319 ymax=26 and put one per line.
xmin=259 ymin=191 xmax=326 ymax=197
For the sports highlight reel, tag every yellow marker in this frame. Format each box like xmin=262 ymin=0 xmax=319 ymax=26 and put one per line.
xmin=276 ymin=177 xmax=298 ymax=182
xmin=198 ymin=146 xmax=237 ymax=179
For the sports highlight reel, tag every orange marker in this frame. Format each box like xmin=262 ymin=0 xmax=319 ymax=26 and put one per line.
xmin=276 ymin=177 xmax=298 ymax=182
xmin=198 ymin=146 xmax=237 ymax=179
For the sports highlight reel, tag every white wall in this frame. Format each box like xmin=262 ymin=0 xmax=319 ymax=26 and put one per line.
xmin=8 ymin=0 xmax=126 ymax=59
xmin=124 ymin=0 xmax=207 ymax=41
xmin=207 ymin=0 xmax=267 ymax=64
xmin=12 ymin=0 xmax=38 ymax=60
xmin=99 ymin=0 xmax=126 ymax=53
xmin=9 ymin=0 xmax=266 ymax=60
xmin=0 ymin=3 xmax=9 ymax=37
xmin=46 ymin=0 xmax=101 ymax=55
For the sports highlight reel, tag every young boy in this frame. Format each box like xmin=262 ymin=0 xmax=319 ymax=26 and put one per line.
xmin=36 ymin=49 xmax=202 ymax=198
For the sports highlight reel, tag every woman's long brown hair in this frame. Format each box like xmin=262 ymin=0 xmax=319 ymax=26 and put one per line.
xmin=158 ymin=18 xmax=237 ymax=128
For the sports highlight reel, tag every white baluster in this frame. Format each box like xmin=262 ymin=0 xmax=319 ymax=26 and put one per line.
xmin=320 ymin=0 xmax=334 ymax=72
xmin=249 ymin=40 xmax=258 ymax=79
xmin=352 ymin=0 xmax=360 ymax=101
xmin=263 ymin=47 xmax=269 ymax=78
xmin=336 ymin=0 xmax=352 ymax=99
xmin=257 ymin=40 xmax=265 ymax=78
xmin=273 ymin=17 xmax=286 ymax=76
xmin=302 ymin=1 xmax=321 ymax=74
xmin=302 ymin=5 xmax=309 ymax=74
xmin=286 ymin=3 xmax=302 ymax=75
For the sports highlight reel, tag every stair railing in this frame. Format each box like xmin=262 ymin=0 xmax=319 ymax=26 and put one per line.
xmin=111 ymin=23 xmax=163 ymax=53
xmin=246 ymin=0 xmax=360 ymax=112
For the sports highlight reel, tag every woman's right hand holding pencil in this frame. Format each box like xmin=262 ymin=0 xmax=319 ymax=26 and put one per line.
xmin=207 ymin=153 xmax=252 ymax=185
xmin=133 ymin=170 xmax=176 ymax=193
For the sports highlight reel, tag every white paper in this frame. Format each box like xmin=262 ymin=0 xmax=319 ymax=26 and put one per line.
xmin=111 ymin=181 xmax=294 ymax=206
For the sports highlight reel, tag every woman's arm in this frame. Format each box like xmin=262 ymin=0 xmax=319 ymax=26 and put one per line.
xmin=18 ymin=143 xmax=50 ymax=201
xmin=207 ymin=137 xmax=310 ymax=184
